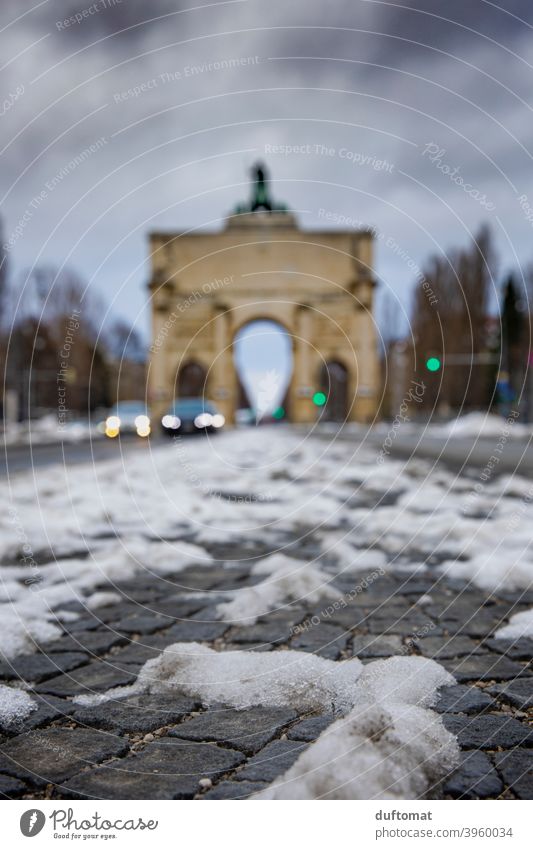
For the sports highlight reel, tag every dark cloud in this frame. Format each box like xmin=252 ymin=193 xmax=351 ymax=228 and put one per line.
xmin=2 ymin=0 xmax=533 ymax=336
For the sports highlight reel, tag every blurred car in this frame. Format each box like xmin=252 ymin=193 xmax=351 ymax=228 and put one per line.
xmin=161 ymin=397 xmax=225 ymax=435
xmin=100 ymin=401 xmax=151 ymax=438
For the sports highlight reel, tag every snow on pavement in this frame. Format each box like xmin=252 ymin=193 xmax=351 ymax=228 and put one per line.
xmin=1 ymin=426 xmax=532 ymax=657
xmin=74 ymin=644 xmax=458 ymax=800
xmin=216 ymin=553 xmax=339 ymax=624
xmin=259 ymin=656 xmax=458 ymax=799
xmin=0 ymin=683 xmax=37 ymax=732
xmin=495 ymin=608 xmax=533 ymax=640
xmin=75 ymin=642 xmax=364 ymax=713
xmin=0 ymin=425 xmax=531 ymax=798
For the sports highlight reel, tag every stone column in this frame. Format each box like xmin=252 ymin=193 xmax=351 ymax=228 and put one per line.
xmin=289 ymin=305 xmax=316 ymax=423
xmin=351 ymin=294 xmax=379 ymax=422
xmin=148 ymin=283 xmax=174 ymax=420
xmin=208 ymin=304 xmax=237 ymax=425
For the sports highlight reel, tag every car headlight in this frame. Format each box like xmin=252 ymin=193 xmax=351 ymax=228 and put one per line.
xmin=134 ymin=414 xmax=150 ymax=429
xmin=162 ymin=415 xmax=181 ymax=429
xmin=136 ymin=424 xmax=151 ymax=437
xmin=194 ymin=413 xmax=213 ymax=428
xmin=105 ymin=415 xmax=121 ymax=430
xmin=212 ymin=414 xmax=225 ymax=428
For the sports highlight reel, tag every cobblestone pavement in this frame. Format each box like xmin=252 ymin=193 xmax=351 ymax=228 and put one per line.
xmin=0 ymin=536 xmax=531 ymax=800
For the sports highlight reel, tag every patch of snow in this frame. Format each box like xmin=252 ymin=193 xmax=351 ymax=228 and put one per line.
xmin=74 ymin=645 xmax=458 ymax=800
xmin=431 ymin=412 xmax=531 ymax=440
xmin=216 ymin=553 xmax=338 ymax=624
xmin=438 ymin=550 xmax=533 ymax=593
xmin=259 ymin=656 xmax=458 ymax=799
xmin=74 ymin=642 xmax=364 ymax=713
xmin=1 ymin=607 xmax=63 ymax=659
xmin=84 ymin=591 xmax=122 ymax=609
xmin=416 ymin=595 xmax=433 ymax=606
xmin=0 ymin=536 xmax=213 ymax=659
xmin=495 ymin=608 xmax=533 ymax=640
xmin=0 ymin=684 xmax=37 ymax=731
xmin=318 ymin=531 xmax=388 ymax=574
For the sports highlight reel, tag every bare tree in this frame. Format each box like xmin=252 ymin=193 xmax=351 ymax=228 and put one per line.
xmin=379 ymin=290 xmax=405 ymax=352
xmin=411 ymin=225 xmax=497 ymax=412
xmin=6 ymin=266 xmax=111 ymax=417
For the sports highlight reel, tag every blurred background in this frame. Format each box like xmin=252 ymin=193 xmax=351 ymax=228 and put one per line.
xmin=1 ymin=0 xmax=532 ymax=445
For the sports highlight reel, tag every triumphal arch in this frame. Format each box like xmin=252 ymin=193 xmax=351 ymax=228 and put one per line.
xmin=148 ymin=165 xmax=379 ymax=424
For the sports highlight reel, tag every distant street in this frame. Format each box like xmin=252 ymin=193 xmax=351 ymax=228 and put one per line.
xmin=2 ymin=424 xmax=533 ymax=478
xmin=0 ymin=435 xmax=155 ymax=476
xmin=313 ymin=425 xmax=533 ymax=478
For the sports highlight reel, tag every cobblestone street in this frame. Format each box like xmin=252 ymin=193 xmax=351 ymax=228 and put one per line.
xmin=0 ymin=428 xmax=531 ymax=800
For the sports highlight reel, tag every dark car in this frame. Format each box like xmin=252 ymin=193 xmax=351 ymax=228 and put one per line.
xmin=161 ymin=398 xmax=225 ymax=435
xmin=101 ymin=401 xmax=151 ymax=438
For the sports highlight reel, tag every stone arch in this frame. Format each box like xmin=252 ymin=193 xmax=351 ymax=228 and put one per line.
xmin=229 ymin=306 xmax=295 ymax=342
xmin=148 ymin=172 xmax=379 ymax=424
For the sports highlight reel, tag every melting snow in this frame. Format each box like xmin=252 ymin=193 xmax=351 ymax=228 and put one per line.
xmin=216 ymin=553 xmax=338 ymax=624
xmin=75 ymin=642 xmax=364 ymax=713
xmin=259 ymin=656 xmax=458 ymax=799
xmin=495 ymin=608 xmax=533 ymax=640
xmin=74 ymin=645 xmax=458 ymax=800
xmin=438 ymin=550 xmax=533 ymax=593
xmin=0 ymin=684 xmax=37 ymax=732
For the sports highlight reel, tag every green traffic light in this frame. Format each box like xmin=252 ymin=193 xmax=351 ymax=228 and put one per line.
xmin=313 ymin=391 xmax=327 ymax=406
xmin=273 ymin=406 xmax=285 ymax=419
xmin=426 ymin=356 xmax=442 ymax=372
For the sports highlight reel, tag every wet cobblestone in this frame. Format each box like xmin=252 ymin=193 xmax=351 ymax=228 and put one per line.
xmin=0 ymin=559 xmax=531 ymax=800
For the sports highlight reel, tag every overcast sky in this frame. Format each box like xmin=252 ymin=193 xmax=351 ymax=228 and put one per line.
xmin=2 ymin=0 xmax=533 ymax=346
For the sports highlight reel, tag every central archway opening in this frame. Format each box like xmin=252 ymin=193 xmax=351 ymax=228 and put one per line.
xmin=233 ymin=320 xmax=293 ymax=423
